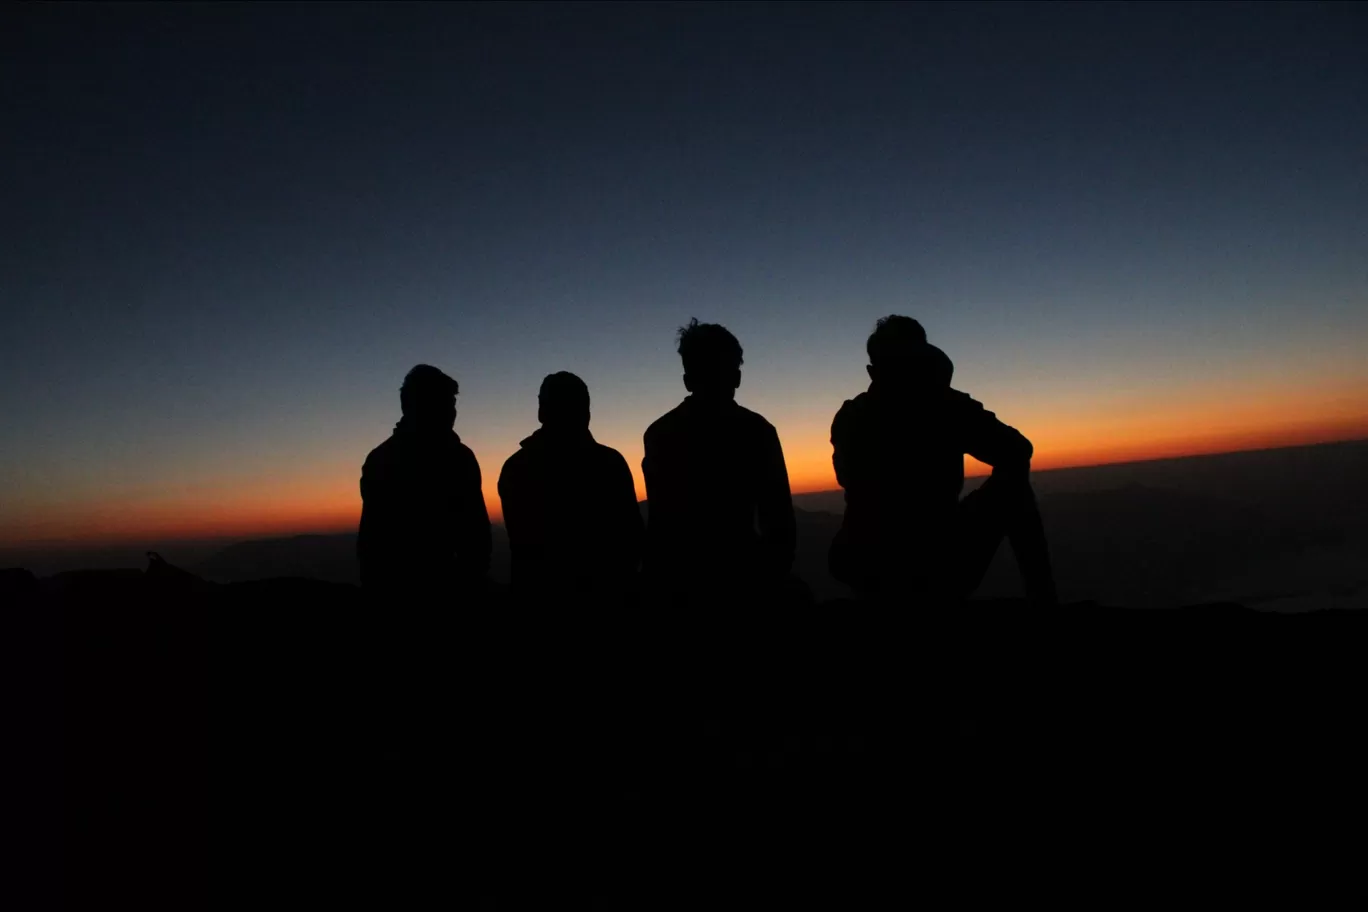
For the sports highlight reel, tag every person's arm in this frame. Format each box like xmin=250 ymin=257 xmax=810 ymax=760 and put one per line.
xmin=614 ymin=452 xmax=645 ymax=572
xmin=495 ymin=456 xmax=519 ymax=550
xmin=830 ymin=401 xmax=859 ymax=492
xmin=640 ymin=428 xmax=670 ymax=578
xmin=357 ymin=461 xmax=374 ymax=587
xmin=640 ymin=433 xmax=659 ymax=516
xmin=756 ymin=423 xmax=796 ymax=576
xmin=357 ymin=452 xmax=391 ymax=588
xmin=956 ymin=391 xmax=1033 ymax=476
xmin=456 ymin=447 xmax=493 ymax=580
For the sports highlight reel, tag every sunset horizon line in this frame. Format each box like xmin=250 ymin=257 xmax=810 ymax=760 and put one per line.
xmin=7 ymin=431 xmax=1365 ymax=554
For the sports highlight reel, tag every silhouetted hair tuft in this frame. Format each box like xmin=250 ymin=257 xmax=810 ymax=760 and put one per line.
xmin=866 ymin=315 xmax=928 ymax=366
xmin=677 ymin=318 xmax=743 ymax=374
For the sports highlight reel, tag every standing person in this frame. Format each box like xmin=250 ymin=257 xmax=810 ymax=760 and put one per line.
xmin=358 ymin=364 xmax=492 ymax=603
xmin=642 ymin=319 xmax=796 ymax=605
xmin=498 ymin=371 xmax=643 ymax=605
xmin=829 ymin=316 xmax=1057 ymax=605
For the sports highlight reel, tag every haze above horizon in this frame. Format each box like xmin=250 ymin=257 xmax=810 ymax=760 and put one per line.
xmin=3 ymin=3 xmax=1366 ymax=547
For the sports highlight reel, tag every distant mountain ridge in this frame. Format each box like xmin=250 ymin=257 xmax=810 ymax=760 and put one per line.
xmin=197 ymin=533 xmax=364 ymax=586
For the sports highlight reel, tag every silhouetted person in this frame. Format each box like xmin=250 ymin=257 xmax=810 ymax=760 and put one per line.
xmin=358 ymin=365 xmax=492 ymax=602
xmin=830 ymin=316 xmax=1057 ymax=605
xmin=642 ymin=319 xmax=796 ymax=604
xmin=498 ymin=372 xmax=643 ymax=604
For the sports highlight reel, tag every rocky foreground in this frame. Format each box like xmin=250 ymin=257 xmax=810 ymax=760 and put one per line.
xmin=12 ymin=563 xmax=1363 ymax=909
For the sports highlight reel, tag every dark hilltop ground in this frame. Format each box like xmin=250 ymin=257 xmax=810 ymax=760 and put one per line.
xmin=9 ymin=440 xmax=1367 ymax=909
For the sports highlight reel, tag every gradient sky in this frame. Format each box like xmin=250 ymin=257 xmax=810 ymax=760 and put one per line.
xmin=3 ymin=1 xmax=1366 ymax=546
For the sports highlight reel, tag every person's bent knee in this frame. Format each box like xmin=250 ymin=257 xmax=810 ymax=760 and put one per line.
xmin=988 ymin=459 xmax=1031 ymax=484
xmin=979 ymin=471 xmax=1026 ymax=499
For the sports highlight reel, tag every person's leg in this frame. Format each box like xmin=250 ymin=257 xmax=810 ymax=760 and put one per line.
xmin=953 ymin=472 xmax=1057 ymax=605
xmin=1001 ymin=475 xmax=1057 ymax=606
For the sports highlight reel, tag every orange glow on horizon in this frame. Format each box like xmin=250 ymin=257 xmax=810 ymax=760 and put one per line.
xmin=5 ymin=414 xmax=1365 ymax=550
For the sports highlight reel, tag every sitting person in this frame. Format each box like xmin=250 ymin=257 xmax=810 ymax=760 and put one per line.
xmin=829 ymin=316 xmax=1057 ymax=605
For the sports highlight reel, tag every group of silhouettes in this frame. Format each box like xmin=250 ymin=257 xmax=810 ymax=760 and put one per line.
xmin=357 ymin=315 xmax=1057 ymax=607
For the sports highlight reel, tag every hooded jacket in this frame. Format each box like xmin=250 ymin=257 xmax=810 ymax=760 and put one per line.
xmin=497 ymin=426 xmax=643 ymax=599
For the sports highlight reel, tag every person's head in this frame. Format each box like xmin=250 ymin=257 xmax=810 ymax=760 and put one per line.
xmin=677 ymin=318 xmax=743 ymax=400
xmin=399 ymin=364 xmax=458 ymax=427
xmin=918 ymin=343 xmax=954 ymax=388
xmin=538 ymin=371 xmax=591 ymax=431
xmin=865 ymin=315 xmax=950 ymax=391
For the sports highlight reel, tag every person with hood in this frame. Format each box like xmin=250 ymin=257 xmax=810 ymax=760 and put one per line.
xmin=358 ymin=364 xmax=492 ymax=602
xmin=498 ymin=371 xmax=643 ymax=604
xmin=829 ymin=316 xmax=1056 ymax=605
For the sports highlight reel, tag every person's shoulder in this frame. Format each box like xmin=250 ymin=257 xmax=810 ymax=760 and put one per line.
xmin=946 ymin=388 xmax=989 ymax=416
xmin=835 ymin=391 xmax=870 ymax=415
xmin=499 ymin=445 xmax=530 ymax=477
xmin=831 ymin=391 xmax=871 ymax=429
xmin=590 ymin=442 xmax=635 ymax=481
xmin=644 ymin=401 xmax=688 ymax=441
xmin=362 ymin=435 xmax=397 ymax=471
xmin=730 ymin=401 xmax=776 ymax=433
xmin=447 ymin=434 xmax=483 ymax=469
xmin=591 ymin=440 xmax=630 ymax=466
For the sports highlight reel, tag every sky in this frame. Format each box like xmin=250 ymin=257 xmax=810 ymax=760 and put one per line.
xmin=2 ymin=1 xmax=1366 ymax=546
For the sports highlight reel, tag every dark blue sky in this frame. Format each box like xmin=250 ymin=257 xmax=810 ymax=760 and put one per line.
xmin=3 ymin=1 xmax=1366 ymax=542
